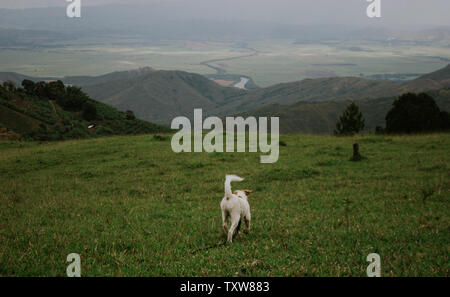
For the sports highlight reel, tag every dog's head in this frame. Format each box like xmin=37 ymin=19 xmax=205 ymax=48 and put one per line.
xmin=233 ymin=189 xmax=253 ymax=200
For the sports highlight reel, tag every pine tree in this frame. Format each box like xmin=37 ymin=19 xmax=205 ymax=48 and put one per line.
xmin=334 ymin=102 xmax=365 ymax=136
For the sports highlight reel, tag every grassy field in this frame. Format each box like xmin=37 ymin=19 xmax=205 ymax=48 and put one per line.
xmin=0 ymin=133 xmax=449 ymax=276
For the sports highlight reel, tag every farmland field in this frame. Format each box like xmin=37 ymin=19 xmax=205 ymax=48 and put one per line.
xmin=1 ymin=39 xmax=449 ymax=87
xmin=0 ymin=133 xmax=449 ymax=276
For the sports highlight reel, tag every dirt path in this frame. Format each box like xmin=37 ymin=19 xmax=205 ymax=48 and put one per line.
xmin=49 ymin=100 xmax=71 ymax=128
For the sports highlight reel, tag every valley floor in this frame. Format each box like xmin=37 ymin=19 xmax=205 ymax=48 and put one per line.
xmin=1 ymin=40 xmax=449 ymax=87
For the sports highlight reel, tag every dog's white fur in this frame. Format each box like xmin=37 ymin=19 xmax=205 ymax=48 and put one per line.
xmin=220 ymin=175 xmax=252 ymax=243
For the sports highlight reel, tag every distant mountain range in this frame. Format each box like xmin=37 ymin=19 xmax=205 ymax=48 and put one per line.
xmin=1 ymin=64 xmax=450 ymax=134
xmin=1 ymin=4 xmax=450 ymax=46
xmin=0 ymin=67 xmax=155 ymax=86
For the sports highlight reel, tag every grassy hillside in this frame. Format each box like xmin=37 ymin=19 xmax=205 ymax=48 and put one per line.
xmin=417 ymin=64 xmax=450 ymax=83
xmin=63 ymin=64 xmax=450 ymax=127
xmin=63 ymin=67 xmax=156 ymax=87
xmin=236 ymin=88 xmax=450 ymax=134
xmin=0 ymin=134 xmax=448 ymax=276
xmin=0 ymin=81 xmax=169 ymax=141
xmin=219 ymin=65 xmax=450 ymax=115
xmin=82 ymin=70 xmax=246 ymax=124
xmin=2 ymin=65 xmax=449 ymax=130
xmin=80 ymin=64 xmax=450 ymax=126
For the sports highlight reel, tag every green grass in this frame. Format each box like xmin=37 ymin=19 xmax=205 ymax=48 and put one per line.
xmin=0 ymin=134 xmax=449 ymax=276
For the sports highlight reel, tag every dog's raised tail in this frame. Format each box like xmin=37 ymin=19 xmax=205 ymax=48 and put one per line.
xmin=224 ymin=175 xmax=244 ymax=200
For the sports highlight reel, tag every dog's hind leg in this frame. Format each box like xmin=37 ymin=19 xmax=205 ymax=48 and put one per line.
xmin=222 ymin=210 xmax=229 ymax=234
xmin=244 ymin=214 xmax=251 ymax=234
xmin=235 ymin=218 xmax=242 ymax=236
xmin=227 ymin=214 xmax=241 ymax=243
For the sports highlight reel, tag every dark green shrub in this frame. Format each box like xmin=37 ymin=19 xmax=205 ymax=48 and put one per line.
xmin=386 ymin=93 xmax=449 ymax=133
xmin=82 ymin=102 xmax=97 ymax=121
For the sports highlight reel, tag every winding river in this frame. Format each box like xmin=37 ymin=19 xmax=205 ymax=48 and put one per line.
xmin=234 ymin=77 xmax=249 ymax=90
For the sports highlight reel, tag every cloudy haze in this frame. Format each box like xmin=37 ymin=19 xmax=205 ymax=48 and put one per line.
xmin=0 ymin=0 xmax=449 ymax=29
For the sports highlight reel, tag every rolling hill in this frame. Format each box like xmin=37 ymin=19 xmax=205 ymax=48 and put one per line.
xmin=235 ymin=88 xmax=450 ymax=134
xmin=218 ymin=65 xmax=450 ymax=115
xmin=80 ymin=64 xmax=450 ymax=128
xmin=0 ymin=67 xmax=155 ymax=87
xmin=231 ymin=65 xmax=450 ymax=133
xmin=0 ymin=68 xmax=247 ymax=125
xmin=1 ymin=64 xmax=449 ymax=134
xmin=0 ymin=72 xmax=56 ymax=85
xmin=82 ymin=70 xmax=246 ymax=124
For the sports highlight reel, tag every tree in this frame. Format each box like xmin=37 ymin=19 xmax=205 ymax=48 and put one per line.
xmin=125 ymin=110 xmax=136 ymax=120
xmin=21 ymin=79 xmax=36 ymax=95
xmin=375 ymin=126 xmax=385 ymax=135
xmin=46 ymin=80 xmax=66 ymax=101
xmin=438 ymin=111 xmax=450 ymax=131
xmin=59 ymin=86 xmax=88 ymax=111
xmin=385 ymin=93 xmax=447 ymax=133
xmin=34 ymin=81 xmax=49 ymax=99
xmin=2 ymin=80 xmax=16 ymax=92
xmin=82 ymin=102 xmax=97 ymax=121
xmin=334 ymin=102 xmax=365 ymax=135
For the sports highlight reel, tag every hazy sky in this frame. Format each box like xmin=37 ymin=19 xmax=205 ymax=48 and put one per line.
xmin=1 ymin=0 xmax=449 ymax=28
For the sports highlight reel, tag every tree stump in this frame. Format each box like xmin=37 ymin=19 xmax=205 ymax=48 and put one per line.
xmin=350 ymin=143 xmax=362 ymax=161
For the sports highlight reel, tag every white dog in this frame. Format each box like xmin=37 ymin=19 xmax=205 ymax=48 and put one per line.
xmin=220 ymin=175 xmax=252 ymax=243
